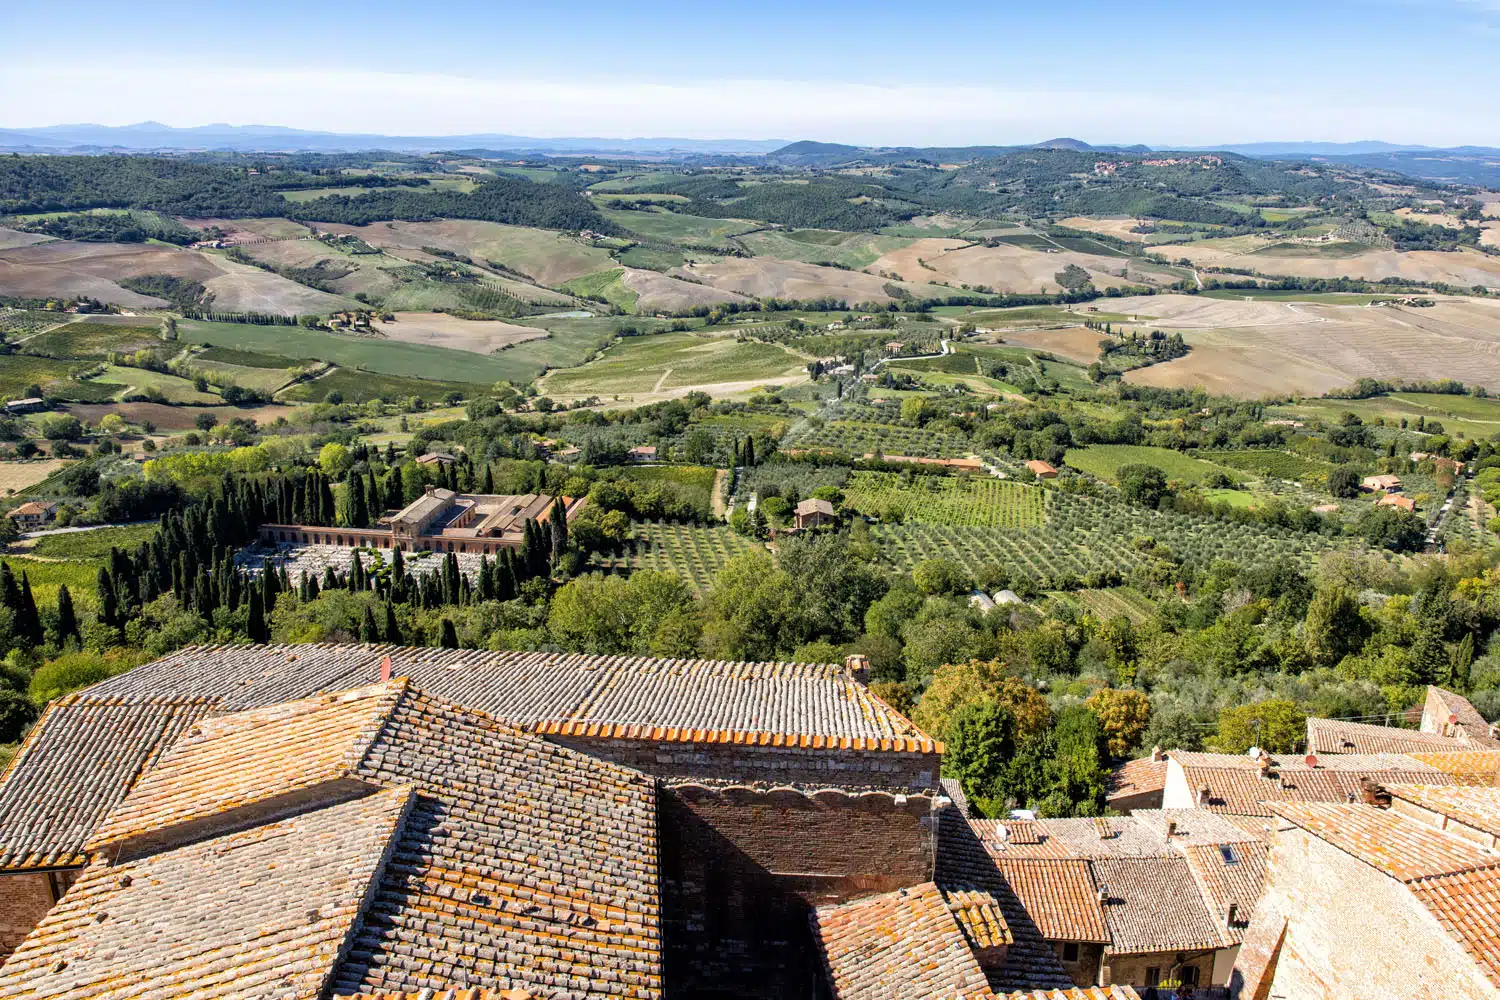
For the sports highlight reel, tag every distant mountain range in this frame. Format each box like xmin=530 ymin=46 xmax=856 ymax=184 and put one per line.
xmin=0 ymin=122 xmax=790 ymax=156
xmin=2 ymin=124 xmax=1498 ymax=186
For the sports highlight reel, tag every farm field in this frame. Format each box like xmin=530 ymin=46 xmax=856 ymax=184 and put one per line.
xmin=0 ymin=355 xmax=102 ymax=399
xmin=90 ymin=365 xmax=222 ymax=404
xmin=0 ymin=240 xmax=202 ymax=307
xmin=993 ymin=327 xmax=1107 ymax=365
xmin=599 ymin=208 xmax=761 ymax=248
xmin=1198 ymin=449 xmax=1333 ymax=485
xmin=1067 ymin=586 xmax=1158 ymax=623
xmin=65 ymin=400 xmax=298 ymax=430
xmin=1270 ymin=392 xmax=1500 ymax=439
xmin=280 ymin=367 xmax=485 ymax=404
xmin=865 ymin=239 xmax=1165 ymax=293
xmin=1166 ymin=239 xmax=1500 ymax=288
xmin=873 ymin=491 xmax=1337 ymax=588
xmin=21 ymin=320 xmax=165 ymax=359
xmin=0 ymin=460 xmax=72 ymax=495
xmin=1114 ymin=294 xmax=1500 ymax=397
xmin=783 ymin=420 xmax=974 ymax=459
xmin=540 ymin=331 xmax=808 ymax=398
xmin=841 ymin=472 xmax=1046 ymax=528
xmin=1065 ymin=444 xmax=1238 ymax=484
xmin=669 ymin=257 xmax=946 ymax=304
xmin=561 ymin=268 xmax=639 ymax=312
xmin=736 ymin=230 xmax=911 ymax=269
xmin=371 ymin=312 xmax=549 ymax=355
xmin=185 ymin=356 xmax=299 ymax=393
xmin=314 ymin=220 xmax=614 ymax=287
xmin=615 ymin=465 xmax=719 ymax=519
xmin=178 ymin=319 xmax=528 ymax=384
xmin=590 ymin=522 xmax=762 ymax=594
xmin=620 ymin=268 xmax=750 ymax=313
xmin=22 ymin=523 xmax=158 ymax=559
xmin=0 ymin=556 xmax=100 ymax=610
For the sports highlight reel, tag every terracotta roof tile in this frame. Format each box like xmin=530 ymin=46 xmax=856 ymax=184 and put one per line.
xmin=84 ymin=644 xmax=930 ymax=747
xmin=1089 ymin=856 xmax=1225 ymax=955
xmin=1388 ymin=783 xmax=1500 ymax=838
xmin=812 ymin=882 xmax=995 ymax=1000
xmin=1272 ymin=801 xmax=1500 ymax=880
xmin=933 ymin=807 xmax=1075 ymax=993
xmin=1407 ymin=751 xmax=1500 ymax=786
xmin=336 ymin=991 xmax=536 ymax=1000
xmin=942 ymin=886 xmax=1014 ymax=950
xmin=1172 ymin=751 xmax=1451 ymax=816
xmin=1106 ymin=757 xmax=1168 ymax=801
xmin=0 ymin=695 xmax=218 ymax=870
xmin=1429 ymin=687 xmax=1498 ymax=748
xmin=990 ymin=859 xmax=1109 ymax=943
xmin=1307 ymin=717 xmax=1471 ymax=755
xmin=0 ymin=786 xmax=417 ymax=1000
xmin=1179 ymin=841 xmax=1269 ymax=944
xmin=1408 ymin=867 xmax=1500 ymax=989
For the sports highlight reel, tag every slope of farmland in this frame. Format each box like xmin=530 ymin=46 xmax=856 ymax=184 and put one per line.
xmin=669 ymin=257 xmax=946 ymax=304
xmin=867 ymin=238 xmax=1165 ymax=292
xmin=619 ymin=267 xmax=750 ymax=312
xmin=312 ymin=220 xmax=614 ymax=286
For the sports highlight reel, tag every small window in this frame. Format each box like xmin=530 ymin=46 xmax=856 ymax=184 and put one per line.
xmin=1062 ymin=942 xmax=1080 ymax=963
xmin=1145 ymin=967 xmax=1161 ymax=987
xmin=1180 ymin=966 xmax=1200 ymax=986
xmin=1220 ymin=844 xmax=1240 ymax=865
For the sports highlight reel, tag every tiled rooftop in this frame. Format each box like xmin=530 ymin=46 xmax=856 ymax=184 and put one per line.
xmin=812 ymin=882 xmax=994 ymax=1000
xmin=1172 ymin=751 xmax=1451 ymax=816
xmin=1306 ymin=717 xmax=1471 ymax=755
xmin=942 ymin=886 xmax=1014 ymax=951
xmin=1178 ymin=841 xmax=1268 ymax=944
xmin=1272 ymin=801 xmax=1500 ymax=881
xmin=1407 ymin=751 xmax=1500 ymax=786
xmin=0 ymin=786 xmax=417 ymax=1000
xmin=1388 ymin=783 xmax=1500 ymax=837
xmin=1429 ymin=687 xmax=1500 ymax=748
xmin=1090 ymin=857 xmax=1226 ymax=955
xmin=4 ymin=681 xmax=665 ymax=1000
xmin=336 ymin=992 xmax=535 ymax=1000
xmin=989 ymin=859 xmax=1110 ymax=944
xmin=85 ymin=644 xmax=930 ymax=747
xmin=1273 ymin=791 xmax=1500 ymax=990
xmin=1105 ymin=757 xmax=1168 ymax=802
xmin=0 ymin=694 xmax=217 ymax=870
xmin=934 ymin=806 xmax=1076 ymax=993
xmin=1001 ymin=990 xmax=1140 ymax=1000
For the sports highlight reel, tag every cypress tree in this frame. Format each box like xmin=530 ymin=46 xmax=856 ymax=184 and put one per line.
xmin=322 ymin=566 xmax=339 ymax=592
xmin=350 ymin=554 xmax=366 ymax=593
xmin=247 ymin=589 xmax=267 ymax=643
xmin=384 ymin=603 xmax=402 ymax=644
xmin=744 ymin=436 xmax=756 ymax=468
xmin=307 ymin=573 xmax=320 ymax=601
xmin=479 ymin=557 xmax=495 ymax=601
xmin=482 ymin=464 xmax=495 ymax=495
xmin=549 ymin=497 xmax=568 ymax=564
xmin=262 ymin=558 xmax=278 ymax=612
xmin=299 ymin=571 xmax=312 ymax=603
xmin=17 ymin=573 xmax=42 ymax=648
xmin=55 ymin=585 xmax=79 ymax=647
xmin=0 ymin=563 xmax=21 ymax=619
xmin=97 ymin=566 xmax=120 ymax=629
xmin=386 ymin=471 xmax=404 ymax=512
xmin=444 ymin=553 xmax=461 ymax=606
xmin=439 ymin=618 xmax=458 ymax=648
xmin=360 ymin=606 xmax=380 ymax=643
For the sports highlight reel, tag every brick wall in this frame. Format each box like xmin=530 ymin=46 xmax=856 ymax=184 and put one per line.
xmin=659 ymin=784 xmax=937 ymax=999
xmin=549 ymin=735 xmax=940 ymax=792
xmin=1234 ymin=825 xmax=1499 ymax=999
xmin=0 ymin=871 xmax=65 ymax=961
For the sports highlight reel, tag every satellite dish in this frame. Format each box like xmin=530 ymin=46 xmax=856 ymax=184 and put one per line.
xmin=995 ymin=825 xmax=1011 ymax=843
xmin=1305 ymin=754 xmax=1319 ymax=768
xmin=1450 ymin=713 xmax=1461 ymax=725
xmin=1247 ymin=746 xmax=1262 ymax=760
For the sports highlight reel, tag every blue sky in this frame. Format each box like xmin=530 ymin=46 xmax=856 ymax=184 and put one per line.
xmin=3 ymin=0 xmax=1499 ymax=144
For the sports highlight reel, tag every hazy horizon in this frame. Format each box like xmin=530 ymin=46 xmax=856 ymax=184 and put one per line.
xmin=4 ymin=0 xmax=1500 ymax=147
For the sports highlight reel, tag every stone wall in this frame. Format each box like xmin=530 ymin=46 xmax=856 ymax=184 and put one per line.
xmin=658 ymin=784 xmax=937 ymax=999
xmin=1104 ymin=950 xmax=1218 ymax=990
xmin=549 ymin=735 xmax=940 ymax=793
xmin=1234 ymin=824 xmax=1499 ymax=999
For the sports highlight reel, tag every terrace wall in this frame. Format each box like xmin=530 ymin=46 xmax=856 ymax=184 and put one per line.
xmin=0 ymin=870 xmax=74 ymax=961
xmin=258 ymin=524 xmax=520 ymax=556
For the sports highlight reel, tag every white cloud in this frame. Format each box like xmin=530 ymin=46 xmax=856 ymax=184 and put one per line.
xmin=0 ymin=61 xmax=1493 ymax=146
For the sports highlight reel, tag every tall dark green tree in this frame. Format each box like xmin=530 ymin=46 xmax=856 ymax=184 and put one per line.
xmin=360 ymin=605 xmax=381 ymax=643
xmin=549 ymin=497 xmax=569 ymax=564
xmin=17 ymin=573 xmax=42 ymax=648
xmin=97 ymin=566 xmax=120 ymax=629
xmin=383 ymin=602 xmax=402 ymax=644
xmin=54 ymin=585 xmax=79 ymax=647
xmin=439 ymin=618 xmax=458 ymax=648
xmin=247 ymin=589 xmax=268 ymax=644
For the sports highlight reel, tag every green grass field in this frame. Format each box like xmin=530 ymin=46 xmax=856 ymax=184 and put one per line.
xmin=1200 ymin=449 xmax=1333 ymax=484
xmin=542 ymin=331 xmax=807 ymax=396
xmin=561 ymin=269 xmax=639 ymax=312
xmin=196 ymin=346 xmax=310 ymax=367
xmin=589 ymin=522 xmax=762 ymax=595
xmin=280 ymin=186 xmax=378 ymax=203
xmin=1252 ymin=241 xmax=1372 ymax=259
xmin=1065 ymin=444 xmax=1238 ymax=484
xmin=736 ymin=230 xmax=910 ymax=269
xmin=1202 ymin=488 xmax=1259 ymax=508
xmin=21 ymin=321 xmax=165 ymax=359
xmin=600 ymin=208 xmax=760 ymax=248
xmin=617 ymin=246 xmax=687 ymax=271
xmin=179 ymin=319 xmax=532 ymax=384
xmin=0 ymin=557 xmax=99 ymax=610
xmin=187 ymin=359 xmax=295 ymax=393
xmin=1274 ymin=393 xmax=1500 ymax=439
xmin=91 ymin=366 xmax=220 ymax=404
xmin=281 ymin=367 xmax=486 ymax=404
xmin=0 ymin=355 xmax=102 ymax=399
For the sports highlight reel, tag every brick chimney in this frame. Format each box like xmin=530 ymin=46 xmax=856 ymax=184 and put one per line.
xmin=844 ymin=654 xmax=870 ymax=683
xmin=1095 ymin=884 xmax=1109 ymax=905
xmin=379 ymin=655 xmax=393 ymax=683
xmin=1165 ymin=820 xmax=1177 ymax=839
xmin=1151 ymin=745 xmax=1165 ymax=763
xmin=1361 ymin=777 xmax=1392 ymax=808
xmin=1226 ymin=902 xmax=1239 ymax=926
xmin=1197 ymin=785 xmax=1211 ymax=806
